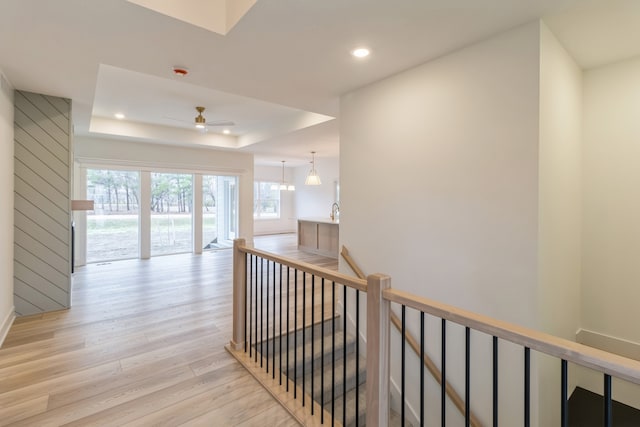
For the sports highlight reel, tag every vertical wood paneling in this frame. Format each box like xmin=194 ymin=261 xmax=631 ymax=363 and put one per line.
xmin=14 ymin=91 xmax=71 ymax=316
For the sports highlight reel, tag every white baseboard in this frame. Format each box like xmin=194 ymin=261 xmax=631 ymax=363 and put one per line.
xmin=0 ymin=306 xmax=16 ymax=348
xmin=576 ymin=328 xmax=640 ymax=361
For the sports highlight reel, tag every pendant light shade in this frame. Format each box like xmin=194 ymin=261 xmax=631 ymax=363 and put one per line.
xmin=305 ymin=151 xmax=322 ymax=185
xmin=276 ymin=160 xmax=295 ymax=191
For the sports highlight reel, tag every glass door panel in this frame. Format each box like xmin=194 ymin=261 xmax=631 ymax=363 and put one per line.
xmin=150 ymin=173 xmax=193 ymax=256
xmin=202 ymin=175 xmax=238 ymax=250
xmin=86 ymin=169 xmax=140 ymax=263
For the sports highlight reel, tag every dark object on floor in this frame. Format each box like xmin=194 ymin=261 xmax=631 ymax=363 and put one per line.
xmin=569 ymin=386 xmax=640 ymax=426
xmin=203 ymin=237 xmax=218 ymax=249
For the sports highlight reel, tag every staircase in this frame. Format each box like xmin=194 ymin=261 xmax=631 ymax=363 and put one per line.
xmin=255 ymin=316 xmax=404 ymax=426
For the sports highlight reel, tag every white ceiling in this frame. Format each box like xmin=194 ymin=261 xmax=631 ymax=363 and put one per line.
xmin=1 ymin=0 xmax=639 ymax=166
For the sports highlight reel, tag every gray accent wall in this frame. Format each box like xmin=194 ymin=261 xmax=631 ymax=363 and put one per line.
xmin=13 ymin=91 xmax=71 ymax=316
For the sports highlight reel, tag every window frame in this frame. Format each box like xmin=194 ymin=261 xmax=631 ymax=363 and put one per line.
xmin=253 ymin=181 xmax=281 ymax=220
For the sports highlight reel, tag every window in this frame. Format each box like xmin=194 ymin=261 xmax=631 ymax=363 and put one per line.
xmin=254 ymin=181 xmax=280 ymax=219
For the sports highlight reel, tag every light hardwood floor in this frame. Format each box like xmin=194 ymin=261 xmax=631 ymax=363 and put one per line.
xmin=0 ymin=234 xmax=337 ymax=426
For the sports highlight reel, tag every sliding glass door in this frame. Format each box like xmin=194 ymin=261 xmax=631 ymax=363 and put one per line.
xmin=86 ymin=169 xmax=139 ymax=263
xmin=84 ymin=168 xmax=237 ymax=263
xmin=202 ymin=175 xmax=238 ymax=250
xmin=150 ymin=173 xmax=193 ymax=256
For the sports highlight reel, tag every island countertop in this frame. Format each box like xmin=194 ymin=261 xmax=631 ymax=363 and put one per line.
xmin=297 ymin=218 xmax=339 ymax=258
xmin=297 ymin=217 xmax=339 ymax=225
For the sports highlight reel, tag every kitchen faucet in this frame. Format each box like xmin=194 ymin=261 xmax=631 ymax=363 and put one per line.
xmin=331 ymin=202 xmax=340 ymax=221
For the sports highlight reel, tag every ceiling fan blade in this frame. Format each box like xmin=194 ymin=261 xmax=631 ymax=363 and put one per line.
xmin=163 ymin=116 xmax=191 ymax=124
xmin=206 ymin=120 xmax=235 ymax=127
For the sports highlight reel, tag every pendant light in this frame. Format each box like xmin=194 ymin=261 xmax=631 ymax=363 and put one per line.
xmin=305 ymin=151 xmax=322 ymax=185
xmin=281 ymin=160 xmax=295 ymax=191
xmin=271 ymin=160 xmax=295 ymax=191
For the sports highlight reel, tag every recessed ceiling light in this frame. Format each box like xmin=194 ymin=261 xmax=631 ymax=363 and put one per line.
xmin=223 ymin=129 xmax=230 ymax=135
xmin=351 ymin=47 xmax=370 ymax=58
xmin=114 ymin=113 xmax=125 ymax=120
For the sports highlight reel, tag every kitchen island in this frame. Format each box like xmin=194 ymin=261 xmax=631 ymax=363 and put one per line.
xmin=297 ymin=218 xmax=339 ymax=259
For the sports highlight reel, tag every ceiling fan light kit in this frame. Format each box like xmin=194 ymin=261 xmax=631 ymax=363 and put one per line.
xmin=190 ymin=106 xmax=235 ymax=132
xmin=194 ymin=106 xmax=207 ymax=129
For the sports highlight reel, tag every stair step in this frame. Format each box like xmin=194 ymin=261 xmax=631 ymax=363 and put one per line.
xmin=249 ymin=314 xmax=411 ymax=426
xmin=324 ymin=374 xmax=366 ymax=427
xmin=307 ymin=354 xmax=367 ymax=405
xmin=327 ymin=385 xmax=409 ymax=427
xmin=257 ymin=329 xmax=358 ymax=377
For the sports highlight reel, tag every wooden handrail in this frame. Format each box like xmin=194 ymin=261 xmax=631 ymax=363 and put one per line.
xmin=341 ymin=246 xmax=483 ymax=427
xmin=238 ymin=243 xmax=367 ymax=292
xmin=384 ymin=288 xmax=640 ymax=386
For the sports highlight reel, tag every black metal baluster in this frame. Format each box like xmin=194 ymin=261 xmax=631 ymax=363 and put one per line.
xmin=303 ymin=272 xmax=306 ymax=407
xmin=279 ymin=264 xmax=283 ymax=385
xmin=244 ymin=252 xmax=248 ymax=353
xmin=321 ymin=278 xmax=325 ymax=424
xmin=402 ymin=305 xmax=406 ymax=426
xmin=249 ymin=254 xmax=253 ymax=357
xmin=286 ymin=266 xmax=290 ymax=392
xmin=272 ymin=261 xmax=276 ymax=379
xmin=260 ymin=258 xmax=264 ymax=368
xmin=332 ymin=281 xmax=336 ymax=426
xmin=266 ymin=260 xmax=269 ymax=373
xmin=311 ymin=274 xmax=315 ymax=415
xmin=465 ymin=327 xmax=470 ymax=427
xmin=561 ymin=359 xmax=568 ymax=427
xmin=355 ymin=289 xmax=360 ymax=427
xmin=442 ymin=319 xmax=446 ymax=427
xmin=604 ymin=374 xmax=612 ymax=427
xmin=421 ymin=312 xmax=425 ymax=427
xmin=255 ymin=256 xmax=259 ymax=363
xmin=493 ymin=336 xmax=498 ymax=427
xmin=294 ymin=269 xmax=298 ymax=399
xmin=524 ymin=347 xmax=530 ymax=427
xmin=343 ymin=284 xmax=347 ymax=426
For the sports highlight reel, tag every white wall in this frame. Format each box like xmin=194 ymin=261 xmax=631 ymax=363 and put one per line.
xmin=74 ymin=136 xmax=254 ymax=247
xmin=341 ymin=22 xmax=542 ymax=426
xmin=582 ymin=56 xmax=640 ymax=344
xmin=294 ymin=156 xmax=339 ymax=220
xmin=537 ymin=22 xmax=583 ymax=427
xmin=253 ymin=164 xmax=296 ymax=235
xmin=580 ymin=55 xmax=640 ymax=408
xmin=0 ymin=69 xmax=14 ymax=346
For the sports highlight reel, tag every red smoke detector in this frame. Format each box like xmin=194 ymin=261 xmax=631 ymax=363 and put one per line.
xmin=172 ymin=67 xmax=189 ymax=77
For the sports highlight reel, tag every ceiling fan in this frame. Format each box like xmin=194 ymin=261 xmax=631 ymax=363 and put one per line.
xmin=165 ymin=106 xmax=235 ymax=132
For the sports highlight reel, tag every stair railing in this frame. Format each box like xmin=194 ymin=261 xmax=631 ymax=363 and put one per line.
xmin=230 ymin=238 xmax=640 ymax=427
xmin=341 ymin=246 xmax=483 ymax=427
xmin=381 ymin=289 xmax=640 ymax=427
xmin=229 ymin=238 xmax=372 ymax=426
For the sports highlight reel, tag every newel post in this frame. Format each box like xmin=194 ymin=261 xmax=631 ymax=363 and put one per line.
xmin=231 ymin=238 xmax=247 ymax=351
xmin=366 ymin=273 xmax=391 ymax=427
